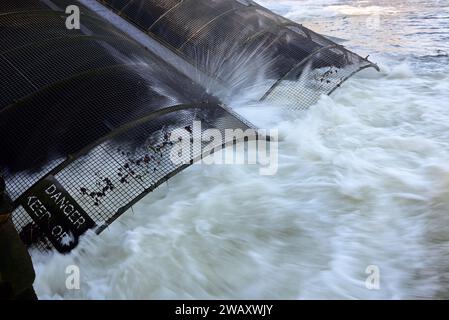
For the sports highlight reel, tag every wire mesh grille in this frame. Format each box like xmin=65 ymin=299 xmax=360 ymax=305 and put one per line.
xmin=1 ymin=0 xmax=377 ymax=253
xmin=101 ymin=0 xmax=378 ymax=109
xmin=1 ymin=0 xmax=255 ymax=252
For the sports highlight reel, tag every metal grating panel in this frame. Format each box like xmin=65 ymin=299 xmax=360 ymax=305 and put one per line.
xmin=101 ymin=0 xmax=379 ymax=109
xmin=1 ymin=0 xmax=256 ymax=253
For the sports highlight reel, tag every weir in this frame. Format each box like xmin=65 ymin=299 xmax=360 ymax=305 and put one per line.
xmin=0 ymin=0 xmax=377 ymax=253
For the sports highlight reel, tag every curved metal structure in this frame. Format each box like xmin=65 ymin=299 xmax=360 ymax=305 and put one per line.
xmin=1 ymin=0 xmax=378 ymax=253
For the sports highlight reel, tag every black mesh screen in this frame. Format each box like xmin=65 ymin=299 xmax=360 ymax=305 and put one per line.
xmin=100 ymin=0 xmax=379 ymax=109
xmin=1 ymin=0 xmax=255 ymax=252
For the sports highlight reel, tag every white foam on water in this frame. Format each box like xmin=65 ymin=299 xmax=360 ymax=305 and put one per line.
xmin=32 ymin=0 xmax=449 ymax=299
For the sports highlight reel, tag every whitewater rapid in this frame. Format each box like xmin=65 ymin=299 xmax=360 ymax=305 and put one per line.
xmin=33 ymin=0 xmax=449 ymax=299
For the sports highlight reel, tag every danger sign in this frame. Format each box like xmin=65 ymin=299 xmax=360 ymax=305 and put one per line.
xmin=21 ymin=175 xmax=95 ymax=253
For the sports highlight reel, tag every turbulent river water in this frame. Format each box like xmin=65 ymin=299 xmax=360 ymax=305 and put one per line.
xmin=33 ymin=0 xmax=449 ymax=299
